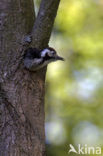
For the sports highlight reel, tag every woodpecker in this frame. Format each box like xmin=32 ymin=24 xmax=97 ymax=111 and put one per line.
xmin=23 ymin=47 xmax=64 ymax=71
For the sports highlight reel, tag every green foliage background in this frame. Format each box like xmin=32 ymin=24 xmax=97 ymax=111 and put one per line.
xmin=38 ymin=0 xmax=103 ymax=155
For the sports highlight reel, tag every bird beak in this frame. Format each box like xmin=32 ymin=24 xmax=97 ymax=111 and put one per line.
xmin=55 ymin=55 xmax=64 ymax=61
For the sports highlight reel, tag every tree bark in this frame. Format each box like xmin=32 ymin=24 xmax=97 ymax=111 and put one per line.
xmin=0 ymin=0 xmax=60 ymax=156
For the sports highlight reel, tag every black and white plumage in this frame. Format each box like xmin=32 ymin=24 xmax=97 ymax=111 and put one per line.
xmin=23 ymin=47 xmax=64 ymax=71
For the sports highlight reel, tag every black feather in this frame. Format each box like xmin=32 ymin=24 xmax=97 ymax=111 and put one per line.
xmin=24 ymin=48 xmax=41 ymax=59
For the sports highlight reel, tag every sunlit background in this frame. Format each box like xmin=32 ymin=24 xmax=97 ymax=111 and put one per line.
xmin=36 ymin=0 xmax=103 ymax=155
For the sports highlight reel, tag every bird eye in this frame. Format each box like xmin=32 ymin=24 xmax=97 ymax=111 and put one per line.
xmin=48 ymin=51 xmax=56 ymax=57
xmin=51 ymin=51 xmax=56 ymax=54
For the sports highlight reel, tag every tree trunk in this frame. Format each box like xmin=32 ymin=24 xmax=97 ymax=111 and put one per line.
xmin=0 ymin=0 xmax=60 ymax=155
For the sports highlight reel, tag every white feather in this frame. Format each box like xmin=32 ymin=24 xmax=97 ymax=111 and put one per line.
xmin=41 ymin=49 xmax=50 ymax=57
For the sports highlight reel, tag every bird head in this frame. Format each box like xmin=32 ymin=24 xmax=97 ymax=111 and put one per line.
xmin=41 ymin=47 xmax=64 ymax=62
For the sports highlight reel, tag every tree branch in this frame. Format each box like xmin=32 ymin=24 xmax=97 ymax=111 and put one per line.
xmin=31 ymin=0 xmax=60 ymax=49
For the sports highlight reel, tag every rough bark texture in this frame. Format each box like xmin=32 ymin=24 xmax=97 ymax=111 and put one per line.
xmin=0 ymin=0 xmax=60 ymax=155
xmin=32 ymin=0 xmax=60 ymax=49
